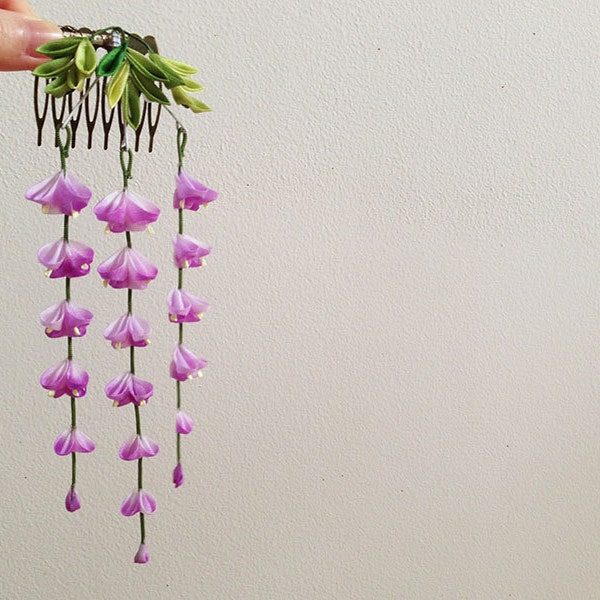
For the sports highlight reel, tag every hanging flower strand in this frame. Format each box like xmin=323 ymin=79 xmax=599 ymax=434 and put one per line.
xmin=26 ymin=124 xmax=95 ymax=512
xmin=169 ymin=125 xmax=218 ymax=487
xmin=96 ymin=140 xmax=160 ymax=564
xmin=29 ymin=23 xmax=217 ymax=562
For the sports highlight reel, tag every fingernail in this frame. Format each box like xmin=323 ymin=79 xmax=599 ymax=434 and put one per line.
xmin=25 ymin=19 xmax=63 ymax=59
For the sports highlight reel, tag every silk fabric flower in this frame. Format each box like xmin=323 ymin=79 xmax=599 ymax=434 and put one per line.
xmin=119 ymin=434 xmax=159 ymax=461
xmin=172 ymin=234 xmax=211 ymax=269
xmin=170 ymin=344 xmax=207 ymax=381
xmin=40 ymin=359 xmax=89 ymax=398
xmin=121 ymin=489 xmax=157 ymax=516
xmin=104 ymin=314 xmax=151 ymax=349
xmin=54 ymin=428 xmax=95 ymax=455
xmin=173 ymin=171 xmax=218 ymax=210
xmin=167 ymin=288 xmax=209 ymax=323
xmin=98 ymin=247 xmax=158 ymax=290
xmin=134 ymin=543 xmax=149 ymax=564
xmin=172 ymin=463 xmax=184 ymax=488
xmin=94 ymin=189 xmax=160 ymax=233
xmin=40 ymin=300 xmax=93 ymax=338
xmin=176 ymin=410 xmax=194 ymax=434
xmin=105 ymin=372 xmax=154 ymax=407
xmin=38 ymin=239 xmax=94 ymax=278
xmin=65 ymin=485 xmax=82 ymax=512
xmin=25 ymin=171 xmax=92 ymax=216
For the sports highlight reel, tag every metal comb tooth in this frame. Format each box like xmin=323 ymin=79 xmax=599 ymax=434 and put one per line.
xmin=34 ymin=27 xmax=162 ymax=152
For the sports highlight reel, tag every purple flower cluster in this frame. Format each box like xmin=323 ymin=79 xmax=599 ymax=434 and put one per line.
xmin=170 ymin=171 xmax=217 ymax=488
xmin=95 ymin=184 xmax=160 ymax=564
xmin=26 ymin=170 xmax=96 ymax=514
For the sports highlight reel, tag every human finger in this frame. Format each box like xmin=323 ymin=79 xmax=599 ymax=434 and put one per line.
xmin=0 ymin=9 xmax=61 ymax=71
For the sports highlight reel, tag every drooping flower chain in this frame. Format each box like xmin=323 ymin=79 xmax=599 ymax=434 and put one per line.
xmin=170 ymin=126 xmax=218 ymax=487
xmin=95 ymin=143 xmax=160 ymax=564
xmin=27 ymin=26 xmax=217 ymax=565
xmin=25 ymin=125 xmax=96 ymax=512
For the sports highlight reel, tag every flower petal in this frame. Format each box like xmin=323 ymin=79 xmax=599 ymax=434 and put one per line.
xmin=176 ymin=410 xmax=194 ymax=434
xmin=172 ymin=234 xmax=211 ymax=269
xmin=103 ymin=314 xmax=151 ymax=349
xmin=38 ymin=239 xmax=94 ymax=278
xmin=119 ymin=434 xmax=160 ymax=461
xmin=105 ymin=372 xmax=154 ymax=407
xmin=25 ymin=171 xmax=92 ymax=216
xmin=173 ymin=171 xmax=218 ymax=211
xmin=167 ymin=288 xmax=209 ymax=323
xmin=94 ymin=189 xmax=160 ymax=232
xmin=54 ymin=428 xmax=95 ymax=456
xmin=98 ymin=247 xmax=158 ymax=290
xmin=170 ymin=344 xmax=207 ymax=382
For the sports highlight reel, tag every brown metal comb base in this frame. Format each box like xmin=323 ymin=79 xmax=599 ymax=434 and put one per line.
xmin=34 ymin=27 xmax=163 ymax=152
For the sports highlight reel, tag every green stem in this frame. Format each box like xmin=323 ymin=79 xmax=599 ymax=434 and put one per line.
xmin=56 ymin=124 xmax=71 ymax=174
xmin=177 ymin=126 xmax=187 ymax=174
xmin=120 ymin=146 xmax=133 ymax=189
xmin=140 ymin=513 xmax=146 ymax=544
xmin=71 ymin=396 xmax=76 ymax=485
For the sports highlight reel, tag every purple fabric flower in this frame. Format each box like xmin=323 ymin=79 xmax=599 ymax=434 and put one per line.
xmin=65 ymin=485 xmax=81 ymax=512
xmin=173 ymin=171 xmax=218 ymax=210
xmin=167 ymin=288 xmax=209 ymax=323
xmin=172 ymin=234 xmax=211 ymax=269
xmin=98 ymin=247 xmax=158 ymax=290
xmin=173 ymin=463 xmax=184 ymax=488
xmin=121 ymin=489 xmax=157 ymax=517
xmin=176 ymin=409 xmax=194 ymax=434
xmin=170 ymin=344 xmax=207 ymax=381
xmin=40 ymin=359 xmax=89 ymax=398
xmin=38 ymin=239 xmax=94 ymax=279
xmin=105 ymin=372 xmax=154 ymax=407
xmin=134 ymin=543 xmax=149 ymax=564
xmin=25 ymin=171 xmax=92 ymax=216
xmin=103 ymin=314 xmax=151 ymax=349
xmin=119 ymin=434 xmax=160 ymax=461
xmin=54 ymin=428 xmax=95 ymax=456
xmin=40 ymin=300 xmax=93 ymax=338
xmin=94 ymin=189 xmax=160 ymax=233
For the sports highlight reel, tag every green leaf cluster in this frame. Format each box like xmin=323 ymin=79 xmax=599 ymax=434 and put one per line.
xmin=33 ymin=32 xmax=211 ymax=126
xmin=33 ymin=37 xmax=98 ymax=96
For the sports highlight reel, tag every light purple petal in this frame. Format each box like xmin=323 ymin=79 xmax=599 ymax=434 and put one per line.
xmin=170 ymin=344 xmax=207 ymax=382
xmin=172 ymin=234 xmax=211 ymax=269
xmin=176 ymin=410 xmax=194 ymax=434
xmin=167 ymin=288 xmax=209 ymax=323
xmin=54 ymin=428 xmax=95 ymax=456
xmin=103 ymin=314 xmax=151 ymax=349
xmin=25 ymin=171 xmax=92 ymax=216
xmin=98 ymin=247 xmax=158 ymax=290
xmin=121 ymin=489 xmax=157 ymax=517
xmin=173 ymin=171 xmax=218 ymax=211
xmin=94 ymin=189 xmax=160 ymax=233
xmin=134 ymin=543 xmax=149 ymax=564
xmin=38 ymin=239 xmax=94 ymax=279
xmin=40 ymin=300 xmax=93 ymax=338
xmin=40 ymin=359 xmax=89 ymax=398
xmin=65 ymin=485 xmax=81 ymax=512
xmin=105 ymin=372 xmax=154 ymax=407
xmin=119 ymin=434 xmax=160 ymax=461
xmin=173 ymin=463 xmax=184 ymax=488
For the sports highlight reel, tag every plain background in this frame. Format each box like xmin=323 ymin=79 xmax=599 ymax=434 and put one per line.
xmin=1 ymin=0 xmax=600 ymax=598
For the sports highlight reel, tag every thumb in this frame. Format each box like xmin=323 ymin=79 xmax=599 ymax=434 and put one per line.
xmin=0 ymin=10 xmax=62 ymax=71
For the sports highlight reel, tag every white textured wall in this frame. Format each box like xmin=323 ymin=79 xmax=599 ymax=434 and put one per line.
xmin=1 ymin=0 xmax=599 ymax=598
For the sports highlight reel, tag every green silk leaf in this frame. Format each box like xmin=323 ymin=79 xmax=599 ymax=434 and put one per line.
xmin=74 ymin=38 xmax=97 ymax=76
xmin=106 ymin=61 xmax=130 ymax=108
xmin=97 ymin=42 xmax=129 ymax=77
xmin=35 ymin=37 xmax=81 ymax=58
xmin=33 ymin=56 xmax=73 ymax=78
